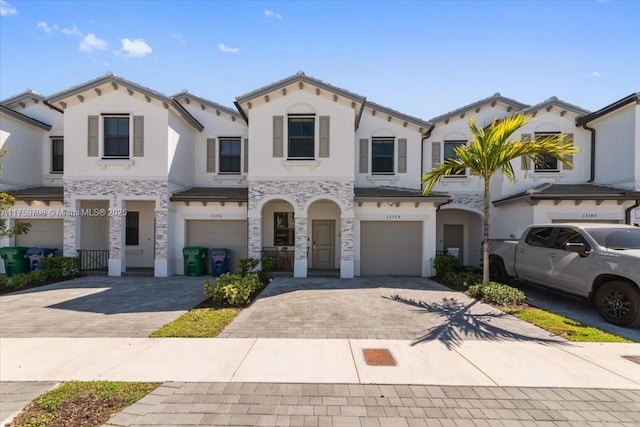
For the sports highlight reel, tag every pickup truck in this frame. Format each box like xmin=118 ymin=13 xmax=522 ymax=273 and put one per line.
xmin=489 ymin=223 xmax=640 ymax=327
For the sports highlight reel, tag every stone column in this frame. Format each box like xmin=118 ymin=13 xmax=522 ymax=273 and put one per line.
xmin=63 ymin=195 xmax=78 ymax=257
xmin=340 ymin=215 xmax=354 ymax=278
xmin=154 ymin=208 xmax=168 ymax=277
xmin=294 ymin=216 xmax=308 ymax=278
xmin=108 ymin=200 xmax=124 ymax=276
xmin=247 ymin=214 xmax=262 ymax=259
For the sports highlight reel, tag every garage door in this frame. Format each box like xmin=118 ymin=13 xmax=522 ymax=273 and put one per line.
xmin=361 ymin=221 xmax=422 ymax=276
xmin=15 ymin=219 xmax=63 ymax=252
xmin=186 ymin=220 xmax=247 ymax=273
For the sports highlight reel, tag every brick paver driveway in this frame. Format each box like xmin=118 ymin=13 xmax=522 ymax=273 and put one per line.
xmin=0 ymin=275 xmax=206 ymax=337
xmin=220 ymin=277 xmax=560 ymax=343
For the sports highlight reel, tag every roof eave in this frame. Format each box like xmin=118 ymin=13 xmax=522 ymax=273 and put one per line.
xmin=0 ymin=105 xmax=52 ymax=131
xmin=493 ymin=193 xmax=638 ymax=207
xmin=576 ymin=92 xmax=640 ymax=126
xmin=174 ymin=93 xmax=242 ymax=120
xmin=355 ymin=196 xmax=450 ymax=204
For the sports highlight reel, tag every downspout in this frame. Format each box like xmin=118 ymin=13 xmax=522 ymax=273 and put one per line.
xmin=582 ymin=123 xmax=596 ymax=183
xmin=625 ymin=199 xmax=640 ymax=225
xmin=420 ymin=124 xmax=435 ymax=191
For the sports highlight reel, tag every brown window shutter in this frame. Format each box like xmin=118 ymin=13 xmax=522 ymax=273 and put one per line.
xmin=398 ymin=138 xmax=407 ymax=173
xmin=319 ymin=116 xmax=330 ymax=158
xmin=521 ymin=134 xmax=531 ymax=170
xmin=431 ymin=142 xmax=441 ymax=169
xmin=133 ymin=116 xmax=144 ymax=157
xmin=244 ymin=138 xmax=249 ymax=173
xmin=562 ymin=133 xmax=574 ymax=170
xmin=87 ymin=115 xmax=98 ymax=157
xmin=359 ymin=139 xmax=369 ymax=173
xmin=273 ymin=116 xmax=283 ymax=157
xmin=206 ymin=138 xmax=216 ymax=172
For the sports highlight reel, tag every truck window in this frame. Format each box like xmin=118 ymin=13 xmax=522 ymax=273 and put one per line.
xmin=553 ymin=228 xmax=589 ymax=250
xmin=524 ymin=227 xmax=555 ymax=247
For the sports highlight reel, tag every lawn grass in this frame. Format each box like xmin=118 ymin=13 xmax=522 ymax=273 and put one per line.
xmin=501 ymin=306 xmax=633 ymax=343
xmin=9 ymin=381 xmax=158 ymax=427
xmin=150 ymin=307 xmax=240 ymax=338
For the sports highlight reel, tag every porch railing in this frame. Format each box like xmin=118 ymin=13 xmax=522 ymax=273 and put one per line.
xmin=77 ymin=249 xmax=109 ymax=271
xmin=261 ymin=248 xmax=294 ymax=272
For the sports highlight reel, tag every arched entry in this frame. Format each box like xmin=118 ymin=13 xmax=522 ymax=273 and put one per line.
xmin=260 ymin=198 xmax=296 ymax=273
xmin=436 ymin=206 xmax=483 ymax=267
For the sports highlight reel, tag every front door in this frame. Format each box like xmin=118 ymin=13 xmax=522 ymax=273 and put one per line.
xmin=443 ymin=224 xmax=464 ymax=263
xmin=312 ymin=220 xmax=335 ymax=269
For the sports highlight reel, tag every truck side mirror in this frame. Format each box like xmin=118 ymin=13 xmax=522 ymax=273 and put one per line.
xmin=565 ymin=242 xmax=589 ymax=257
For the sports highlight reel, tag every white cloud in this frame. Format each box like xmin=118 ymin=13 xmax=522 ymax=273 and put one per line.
xmin=61 ymin=25 xmax=82 ymax=36
xmin=80 ymin=33 xmax=108 ymax=53
xmin=218 ymin=43 xmax=239 ymax=53
xmin=0 ymin=0 xmax=18 ymax=16
xmin=264 ymin=9 xmax=282 ymax=19
xmin=592 ymin=71 xmax=605 ymax=77
xmin=120 ymin=38 xmax=152 ymax=57
xmin=36 ymin=21 xmax=58 ymax=34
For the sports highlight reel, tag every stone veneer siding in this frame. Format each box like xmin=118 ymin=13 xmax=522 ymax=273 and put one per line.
xmin=248 ymin=180 xmax=355 ymax=267
xmin=63 ymin=179 xmax=169 ymax=260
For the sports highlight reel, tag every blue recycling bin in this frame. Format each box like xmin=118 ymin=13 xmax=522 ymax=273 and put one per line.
xmin=210 ymin=248 xmax=230 ymax=277
xmin=26 ymin=247 xmax=58 ymax=271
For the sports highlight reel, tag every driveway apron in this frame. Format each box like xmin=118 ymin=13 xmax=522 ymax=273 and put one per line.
xmin=0 ymin=276 xmax=206 ymax=337
xmin=219 ymin=277 xmax=561 ymax=343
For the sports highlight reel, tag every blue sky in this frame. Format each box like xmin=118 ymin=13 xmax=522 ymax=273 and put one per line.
xmin=1 ymin=0 xmax=639 ymax=119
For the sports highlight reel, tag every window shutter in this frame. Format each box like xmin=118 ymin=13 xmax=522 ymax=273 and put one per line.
xmin=359 ymin=139 xmax=369 ymax=173
xmin=319 ymin=116 xmax=330 ymax=158
xmin=206 ymin=138 xmax=216 ymax=173
xmin=398 ymin=138 xmax=407 ymax=173
xmin=562 ymin=133 xmax=574 ymax=170
xmin=87 ymin=115 xmax=98 ymax=157
xmin=521 ymin=134 xmax=531 ymax=170
xmin=431 ymin=142 xmax=441 ymax=169
xmin=244 ymin=138 xmax=249 ymax=173
xmin=133 ymin=116 xmax=144 ymax=157
xmin=273 ymin=116 xmax=283 ymax=157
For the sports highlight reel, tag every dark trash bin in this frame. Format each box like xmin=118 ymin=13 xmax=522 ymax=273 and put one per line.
xmin=210 ymin=248 xmax=231 ymax=277
xmin=26 ymin=247 xmax=58 ymax=271
xmin=0 ymin=246 xmax=30 ymax=277
xmin=182 ymin=247 xmax=208 ymax=276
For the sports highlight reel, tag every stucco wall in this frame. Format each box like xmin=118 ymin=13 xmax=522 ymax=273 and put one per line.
xmin=0 ymin=114 xmax=45 ymax=189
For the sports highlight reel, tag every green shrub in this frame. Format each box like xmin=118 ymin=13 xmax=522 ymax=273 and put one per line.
xmin=9 ymin=273 xmax=31 ymax=289
xmin=29 ymin=270 xmax=48 ymax=284
xmin=468 ymin=282 xmax=526 ymax=306
xmin=40 ymin=256 xmax=81 ymax=278
xmin=203 ymin=273 xmax=261 ymax=306
xmin=0 ymin=275 xmax=8 ymax=289
xmin=238 ymin=258 xmax=260 ymax=276
xmin=433 ymin=254 xmax=462 ymax=277
xmin=239 ymin=256 xmax=273 ymax=285
xmin=443 ymin=271 xmax=480 ymax=291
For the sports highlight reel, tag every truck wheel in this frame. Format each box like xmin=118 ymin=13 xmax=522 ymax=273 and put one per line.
xmin=489 ymin=258 xmax=510 ymax=284
xmin=594 ymin=281 xmax=640 ymax=327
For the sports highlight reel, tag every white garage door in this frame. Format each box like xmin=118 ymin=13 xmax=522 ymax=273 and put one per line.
xmin=361 ymin=221 xmax=422 ymax=276
xmin=186 ymin=220 xmax=247 ymax=273
xmin=15 ymin=219 xmax=63 ymax=253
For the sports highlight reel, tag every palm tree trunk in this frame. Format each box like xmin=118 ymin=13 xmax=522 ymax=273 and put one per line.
xmin=482 ymin=177 xmax=490 ymax=285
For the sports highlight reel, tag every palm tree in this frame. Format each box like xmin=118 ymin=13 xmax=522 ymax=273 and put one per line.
xmin=421 ymin=113 xmax=579 ymax=285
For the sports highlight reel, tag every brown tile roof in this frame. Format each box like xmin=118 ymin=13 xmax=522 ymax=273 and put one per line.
xmin=493 ymin=183 xmax=640 ymax=206
xmin=8 ymin=186 xmax=63 ymax=202
xmin=170 ymin=187 xmax=248 ymax=202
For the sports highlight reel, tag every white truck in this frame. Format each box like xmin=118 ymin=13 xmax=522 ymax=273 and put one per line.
xmin=489 ymin=223 xmax=640 ymax=327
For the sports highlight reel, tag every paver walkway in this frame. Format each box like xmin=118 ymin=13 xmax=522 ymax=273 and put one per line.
xmin=0 ymin=382 xmax=57 ymax=424
xmin=106 ymin=382 xmax=640 ymax=426
xmin=219 ymin=277 xmax=559 ymax=342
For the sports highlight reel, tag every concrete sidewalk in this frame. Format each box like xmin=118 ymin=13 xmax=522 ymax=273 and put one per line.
xmin=2 ymin=338 xmax=640 ymax=389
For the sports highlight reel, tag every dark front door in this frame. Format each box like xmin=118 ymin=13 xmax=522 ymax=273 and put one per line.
xmin=443 ymin=224 xmax=464 ymax=262
xmin=312 ymin=220 xmax=335 ymax=269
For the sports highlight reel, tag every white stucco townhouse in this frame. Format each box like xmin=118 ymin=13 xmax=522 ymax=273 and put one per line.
xmin=1 ymin=73 xmax=638 ymax=278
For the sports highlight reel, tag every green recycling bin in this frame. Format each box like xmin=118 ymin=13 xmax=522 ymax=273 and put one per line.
xmin=182 ymin=247 xmax=209 ymax=276
xmin=0 ymin=246 xmax=30 ymax=277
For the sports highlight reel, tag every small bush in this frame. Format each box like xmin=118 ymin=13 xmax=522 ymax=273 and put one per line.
xmin=468 ymin=282 xmax=526 ymax=306
xmin=443 ymin=271 xmax=480 ymax=291
xmin=203 ymin=272 xmax=261 ymax=306
xmin=9 ymin=272 xmax=31 ymax=289
xmin=0 ymin=275 xmax=8 ymax=289
xmin=238 ymin=258 xmax=260 ymax=276
xmin=239 ymin=256 xmax=273 ymax=285
xmin=40 ymin=256 xmax=81 ymax=278
xmin=433 ymin=254 xmax=462 ymax=277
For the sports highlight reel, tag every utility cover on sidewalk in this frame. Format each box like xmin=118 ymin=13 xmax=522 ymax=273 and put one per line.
xmin=363 ymin=348 xmax=396 ymax=366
